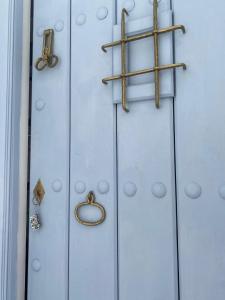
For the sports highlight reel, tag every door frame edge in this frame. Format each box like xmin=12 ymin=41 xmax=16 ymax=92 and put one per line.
xmin=0 ymin=0 xmax=30 ymax=299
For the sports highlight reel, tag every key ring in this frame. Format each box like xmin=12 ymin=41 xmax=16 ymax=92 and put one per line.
xmin=35 ymin=57 xmax=48 ymax=71
xmin=48 ymin=55 xmax=59 ymax=68
xmin=74 ymin=191 xmax=106 ymax=227
xmin=35 ymin=55 xmax=59 ymax=71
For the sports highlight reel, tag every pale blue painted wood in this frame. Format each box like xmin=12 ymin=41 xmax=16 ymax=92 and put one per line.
xmin=116 ymin=0 xmax=178 ymax=299
xmin=27 ymin=0 xmax=70 ymax=299
xmin=174 ymin=0 xmax=225 ymax=299
xmin=69 ymin=1 xmax=117 ymax=300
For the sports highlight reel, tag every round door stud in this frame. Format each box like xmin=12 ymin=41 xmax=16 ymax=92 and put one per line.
xmin=184 ymin=182 xmax=202 ymax=199
xmin=97 ymin=180 xmax=110 ymax=194
xmin=96 ymin=7 xmax=108 ymax=20
xmin=123 ymin=182 xmax=137 ymax=197
xmin=76 ymin=13 xmax=87 ymax=26
xmin=54 ymin=20 xmax=64 ymax=32
xmin=52 ymin=179 xmax=63 ymax=193
xmin=35 ymin=99 xmax=46 ymax=111
xmin=123 ymin=0 xmax=135 ymax=12
xmin=151 ymin=182 xmax=167 ymax=198
xmin=32 ymin=259 xmax=41 ymax=272
xmin=74 ymin=181 xmax=86 ymax=194
xmin=218 ymin=185 xmax=225 ymax=200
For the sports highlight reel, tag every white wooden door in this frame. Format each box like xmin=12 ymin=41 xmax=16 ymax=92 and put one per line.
xmin=27 ymin=1 xmax=225 ymax=300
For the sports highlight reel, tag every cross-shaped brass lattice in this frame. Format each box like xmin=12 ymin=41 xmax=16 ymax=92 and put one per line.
xmin=102 ymin=0 xmax=186 ymax=112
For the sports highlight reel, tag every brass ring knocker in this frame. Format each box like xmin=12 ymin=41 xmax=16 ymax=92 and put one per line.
xmin=74 ymin=191 xmax=106 ymax=227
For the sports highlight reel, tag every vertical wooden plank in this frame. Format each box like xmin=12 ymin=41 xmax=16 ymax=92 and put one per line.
xmin=117 ymin=1 xmax=178 ymax=299
xmin=69 ymin=1 xmax=117 ymax=300
xmin=27 ymin=1 xmax=70 ymax=299
xmin=174 ymin=0 xmax=225 ymax=299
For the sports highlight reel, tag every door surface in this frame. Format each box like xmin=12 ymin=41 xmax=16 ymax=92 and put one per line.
xmin=27 ymin=1 xmax=225 ymax=300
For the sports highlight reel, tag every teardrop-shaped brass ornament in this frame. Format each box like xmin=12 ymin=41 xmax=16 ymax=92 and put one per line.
xmin=33 ymin=179 xmax=45 ymax=206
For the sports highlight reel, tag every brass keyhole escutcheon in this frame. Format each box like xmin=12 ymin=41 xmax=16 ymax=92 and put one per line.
xmin=74 ymin=191 xmax=106 ymax=227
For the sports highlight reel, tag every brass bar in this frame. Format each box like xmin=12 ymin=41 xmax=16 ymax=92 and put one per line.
xmin=127 ymin=25 xmax=185 ymax=43
xmin=102 ymin=40 xmax=122 ymax=52
xmin=102 ymin=63 xmax=186 ymax=83
xmin=127 ymin=63 xmax=186 ymax=78
xmin=121 ymin=9 xmax=129 ymax=112
xmin=157 ymin=24 xmax=185 ymax=35
xmin=153 ymin=0 xmax=160 ymax=108
xmin=102 ymin=74 xmax=122 ymax=84
xmin=102 ymin=25 xmax=185 ymax=52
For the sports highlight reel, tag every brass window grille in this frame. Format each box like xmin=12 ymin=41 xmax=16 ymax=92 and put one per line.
xmin=102 ymin=0 xmax=186 ymax=112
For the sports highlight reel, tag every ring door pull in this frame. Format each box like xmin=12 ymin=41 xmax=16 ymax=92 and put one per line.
xmin=35 ymin=29 xmax=59 ymax=71
xmin=74 ymin=191 xmax=106 ymax=227
xmin=102 ymin=0 xmax=186 ymax=111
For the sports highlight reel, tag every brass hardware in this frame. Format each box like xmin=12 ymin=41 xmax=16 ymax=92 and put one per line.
xmin=30 ymin=179 xmax=45 ymax=230
xmin=101 ymin=25 xmax=185 ymax=52
xmin=35 ymin=29 xmax=59 ymax=71
xmin=102 ymin=0 xmax=186 ymax=110
xmin=153 ymin=0 xmax=160 ymax=108
xmin=33 ymin=179 xmax=45 ymax=206
xmin=103 ymin=63 xmax=186 ymax=83
xmin=74 ymin=191 xmax=106 ymax=227
xmin=121 ymin=8 xmax=129 ymax=112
